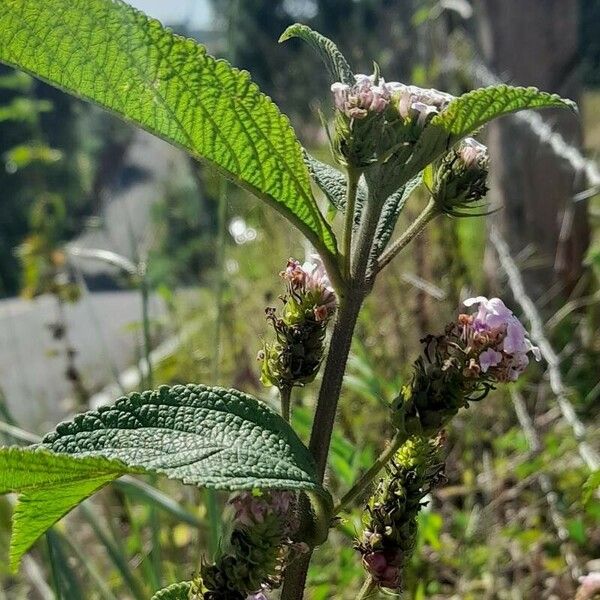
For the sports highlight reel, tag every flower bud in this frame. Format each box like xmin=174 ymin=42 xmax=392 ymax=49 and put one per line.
xmin=201 ymin=491 xmax=298 ymax=599
xmin=357 ymin=436 xmax=445 ymax=591
xmin=330 ymin=73 xmax=392 ymax=168
xmin=259 ymin=256 xmax=337 ymax=390
xmin=430 ymin=137 xmax=489 ymax=216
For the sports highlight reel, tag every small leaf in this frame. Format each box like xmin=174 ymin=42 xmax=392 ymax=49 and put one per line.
xmin=371 ymin=173 xmax=423 ymax=259
xmin=280 ymin=23 xmax=354 ymax=85
xmin=0 ymin=447 xmax=132 ymax=570
xmin=0 ymin=0 xmax=338 ymax=257
xmin=42 ymin=384 xmax=322 ymax=494
xmin=583 ymin=470 xmax=600 ymax=504
xmin=151 ymin=581 xmax=196 ymax=600
xmin=433 ymin=84 xmax=577 ymax=144
xmin=305 ymin=152 xmax=367 ymax=216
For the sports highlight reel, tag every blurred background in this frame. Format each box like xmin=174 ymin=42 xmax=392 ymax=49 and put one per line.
xmin=0 ymin=1 xmax=599 ymax=598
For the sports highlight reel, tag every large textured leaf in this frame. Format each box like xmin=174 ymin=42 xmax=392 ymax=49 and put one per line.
xmin=371 ymin=173 xmax=423 ymax=259
xmin=0 ymin=0 xmax=337 ymax=257
xmin=0 ymin=447 xmax=133 ymax=570
xmin=42 ymin=384 xmax=321 ymax=493
xmin=280 ymin=23 xmax=354 ymax=85
xmin=434 ymin=84 xmax=577 ymax=143
xmin=404 ymin=84 xmax=577 ymax=184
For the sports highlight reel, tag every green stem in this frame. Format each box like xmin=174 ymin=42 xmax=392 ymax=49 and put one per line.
xmin=343 ymin=168 xmax=360 ymax=279
xmin=377 ymin=198 xmax=438 ymax=274
xmin=357 ymin=575 xmax=377 ymax=599
xmin=280 ymin=385 xmax=292 ymax=422
xmin=138 ymin=262 xmax=161 ymax=588
xmin=334 ymin=429 xmax=407 ymax=516
xmin=205 ymin=175 xmax=228 ymax=559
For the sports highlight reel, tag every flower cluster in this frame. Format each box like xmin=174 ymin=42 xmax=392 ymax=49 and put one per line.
xmin=393 ymin=296 xmax=540 ymax=435
xmin=461 ymin=296 xmax=541 ymax=382
xmin=431 ymin=137 xmax=489 ymax=216
xmin=200 ymin=491 xmax=298 ymax=600
xmin=392 ymin=83 xmax=454 ymax=127
xmin=259 ymin=256 xmax=337 ymax=390
xmin=357 ymin=435 xmax=445 ymax=590
xmin=331 ymin=74 xmax=391 ymax=119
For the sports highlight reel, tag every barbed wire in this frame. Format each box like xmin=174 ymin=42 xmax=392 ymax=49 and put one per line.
xmin=490 ymin=225 xmax=600 ymax=472
xmin=510 ymin=388 xmax=581 ymax=580
xmin=471 ymin=61 xmax=600 ymax=189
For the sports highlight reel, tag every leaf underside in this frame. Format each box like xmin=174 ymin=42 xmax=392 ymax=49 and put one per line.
xmin=371 ymin=173 xmax=423 ymax=259
xmin=42 ymin=384 xmax=320 ymax=492
xmin=0 ymin=447 xmax=130 ymax=570
xmin=280 ymin=23 xmax=355 ymax=86
xmin=0 ymin=0 xmax=337 ymax=255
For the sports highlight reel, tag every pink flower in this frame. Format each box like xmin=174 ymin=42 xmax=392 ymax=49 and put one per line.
xmin=282 ymin=255 xmax=337 ymax=319
xmin=229 ymin=491 xmax=294 ymax=529
xmin=391 ymin=83 xmax=454 ymax=125
xmin=478 ymin=348 xmax=503 ymax=372
xmin=331 ymin=74 xmax=391 ymax=119
xmin=246 ymin=593 xmax=269 ymax=600
xmin=462 ymin=296 xmax=540 ymax=382
xmin=459 ymin=138 xmax=488 ymax=168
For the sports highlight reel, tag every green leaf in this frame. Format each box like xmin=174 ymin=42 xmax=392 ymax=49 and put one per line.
xmin=403 ymin=84 xmax=576 ymax=185
xmin=371 ymin=173 xmax=423 ymax=259
xmin=279 ymin=23 xmax=354 ymax=86
xmin=433 ymin=84 xmax=577 ymax=144
xmin=0 ymin=0 xmax=337 ymax=257
xmin=151 ymin=581 xmax=197 ymax=600
xmin=0 ymin=447 xmax=132 ymax=571
xmin=42 ymin=384 xmax=322 ymax=494
xmin=583 ymin=470 xmax=600 ymax=504
xmin=305 ymin=152 xmax=367 ymax=215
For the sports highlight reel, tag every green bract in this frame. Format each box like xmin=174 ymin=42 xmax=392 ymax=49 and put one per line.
xmin=0 ymin=0 xmax=338 ymax=261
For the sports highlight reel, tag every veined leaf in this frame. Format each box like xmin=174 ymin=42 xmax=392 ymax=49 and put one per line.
xmin=434 ymin=84 xmax=577 ymax=144
xmin=371 ymin=173 xmax=423 ymax=259
xmin=305 ymin=152 xmax=367 ymax=214
xmin=42 ymin=384 xmax=322 ymax=493
xmin=404 ymin=84 xmax=576 ymax=183
xmin=0 ymin=0 xmax=337 ymax=257
xmin=280 ymin=23 xmax=354 ymax=86
xmin=0 ymin=447 xmax=132 ymax=570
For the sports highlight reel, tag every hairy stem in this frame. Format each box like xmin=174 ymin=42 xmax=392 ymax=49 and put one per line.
xmin=282 ymin=186 xmax=385 ymax=600
xmin=280 ymin=385 xmax=292 ymax=422
xmin=343 ymin=168 xmax=360 ymax=279
xmin=357 ymin=575 xmax=377 ymax=599
xmin=377 ymin=198 xmax=438 ymax=273
xmin=334 ymin=429 xmax=407 ymax=516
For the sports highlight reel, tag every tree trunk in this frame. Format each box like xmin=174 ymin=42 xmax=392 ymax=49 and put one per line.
xmin=476 ymin=0 xmax=589 ymax=298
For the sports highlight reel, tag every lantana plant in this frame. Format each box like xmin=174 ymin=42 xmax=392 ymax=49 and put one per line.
xmin=0 ymin=4 xmax=576 ymax=599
